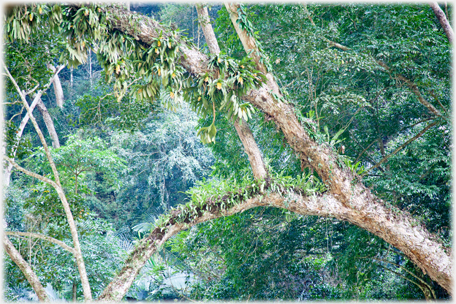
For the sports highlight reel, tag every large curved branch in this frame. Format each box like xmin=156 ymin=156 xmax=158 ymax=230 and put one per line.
xmin=100 ymin=178 xmax=450 ymax=300
xmin=82 ymin=4 xmax=452 ymax=295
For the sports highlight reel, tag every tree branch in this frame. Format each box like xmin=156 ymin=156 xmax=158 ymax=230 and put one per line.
xmin=5 ymin=231 xmax=76 ymax=255
xmin=35 ymin=97 xmax=61 ymax=148
xmin=301 ymin=5 xmax=444 ymax=119
xmin=362 ymin=121 xmax=438 ymax=176
xmin=3 ymin=156 xmax=58 ymax=188
xmin=75 ymin=4 xmax=453 ymax=296
xmin=4 ymin=236 xmax=50 ymax=302
xmin=3 ymin=63 xmax=93 ymax=301
xmin=196 ymin=4 xmax=268 ymax=180
xmin=47 ymin=64 xmax=65 ymax=108
xmin=429 ymin=2 xmax=454 ymax=44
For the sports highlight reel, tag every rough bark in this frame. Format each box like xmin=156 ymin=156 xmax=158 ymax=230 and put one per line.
xmin=4 ymin=66 xmax=93 ymax=301
xmin=80 ymin=4 xmax=452 ymax=296
xmin=226 ymin=3 xmax=451 ymax=293
xmin=4 ymin=236 xmax=50 ymax=302
xmin=99 ymin=182 xmax=451 ymax=300
xmin=35 ymin=97 xmax=60 ymax=148
xmin=196 ymin=4 xmax=267 ymax=180
xmin=429 ymin=2 xmax=454 ymax=44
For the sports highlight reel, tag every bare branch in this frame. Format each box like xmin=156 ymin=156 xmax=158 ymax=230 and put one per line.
xmin=47 ymin=64 xmax=65 ymax=108
xmin=5 ymin=231 xmax=76 ymax=255
xmin=3 ymin=62 xmax=93 ymax=301
xmin=3 ymin=156 xmax=58 ymax=188
xmin=362 ymin=121 xmax=438 ymax=176
xmin=25 ymin=83 xmax=40 ymax=95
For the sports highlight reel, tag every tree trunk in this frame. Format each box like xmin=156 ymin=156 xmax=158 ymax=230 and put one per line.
xmin=233 ymin=118 xmax=268 ymax=179
xmin=3 ymin=236 xmax=50 ymax=302
xmin=196 ymin=4 xmax=268 ymax=180
xmin=47 ymin=64 xmax=64 ymax=108
xmin=82 ymin=4 xmax=453 ymax=296
xmin=429 ymin=2 xmax=454 ymax=44
xmin=35 ymin=97 xmax=60 ymax=148
xmin=73 ymin=281 xmax=77 ymax=301
xmin=196 ymin=5 xmax=221 ymax=54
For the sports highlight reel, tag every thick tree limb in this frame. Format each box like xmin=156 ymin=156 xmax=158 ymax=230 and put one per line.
xmin=196 ymin=4 xmax=268 ymax=180
xmin=100 ymin=177 xmax=451 ymax=300
xmin=5 ymin=231 xmax=75 ymax=255
xmin=429 ymin=2 xmax=454 ymax=44
xmin=91 ymin=5 xmax=453 ymax=295
xmin=224 ymin=4 xmax=451 ymax=282
xmin=232 ymin=118 xmax=268 ymax=179
xmin=4 ymin=236 xmax=50 ymax=302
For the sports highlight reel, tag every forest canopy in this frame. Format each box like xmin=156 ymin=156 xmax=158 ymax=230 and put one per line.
xmin=2 ymin=2 xmax=452 ymax=301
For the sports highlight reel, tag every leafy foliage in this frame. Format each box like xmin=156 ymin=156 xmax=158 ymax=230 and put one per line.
xmin=3 ymin=2 xmax=451 ymax=302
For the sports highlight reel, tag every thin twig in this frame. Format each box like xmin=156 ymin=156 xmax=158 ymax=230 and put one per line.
xmin=370 ymin=257 xmax=436 ymax=299
xmin=362 ymin=121 xmax=438 ymax=177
